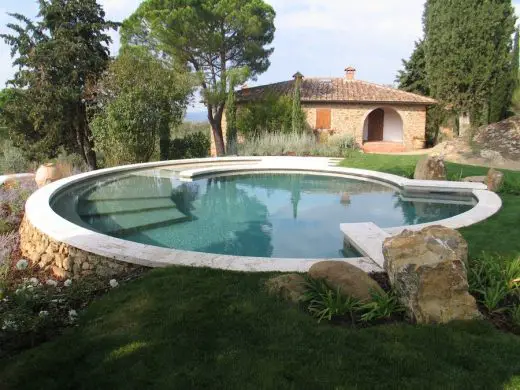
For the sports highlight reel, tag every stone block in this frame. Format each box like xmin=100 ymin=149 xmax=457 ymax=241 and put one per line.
xmin=383 ymin=226 xmax=480 ymax=324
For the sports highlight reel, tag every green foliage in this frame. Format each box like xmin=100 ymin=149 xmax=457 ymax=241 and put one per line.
xmin=169 ymin=132 xmax=210 ymax=160
xmin=172 ymin=121 xmax=210 ymax=139
xmin=1 ymin=0 xmax=118 ymax=169
xmin=292 ymin=74 xmax=304 ymax=134
xmin=396 ymin=40 xmax=430 ymax=96
xmin=303 ymin=278 xmax=361 ymax=323
xmin=237 ymin=94 xmax=305 ymax=137
xmin=303 ymin=278 xmax=404 ymax=324
xmin=468 ymin=253 xmax=520 ymax=313
xmin=0 ymin=141 xmax=30 ymax=174
xmin=0 ymin=273 xmax=113 ymax=358
xmin=511 ymin=304 xmax=520 ymax=328
xmin=91 ymin=49 xmax=193 ymax=166
xmin=488 ymin=28 xmax=519 ymax=123
xmin=360 ymin=289 xmax=405 ymax=322
xmin=91 ymin=91 xmax=160 ymax=166
xmin=424 ymin=0 xmax=516 ymax=127
xmin=121 ymin=0 xmax=276 ymax=156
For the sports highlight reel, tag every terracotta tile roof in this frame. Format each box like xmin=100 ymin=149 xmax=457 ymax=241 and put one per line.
xmin=236 ymin=78 xmax=436 ymax=105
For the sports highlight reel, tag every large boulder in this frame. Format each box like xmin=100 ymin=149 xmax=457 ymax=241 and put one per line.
xmin=413 ymin=156 xmax=447 ymax=181
xmin=308 ymin=261 xmax=383 ymax=302
xmin=486 ymin=168 xmax=504 ymax=192
xmin=383 ymin=226 xmax=480 ymax=324
xmin=265 ymin=274 xmax=307 ymax=303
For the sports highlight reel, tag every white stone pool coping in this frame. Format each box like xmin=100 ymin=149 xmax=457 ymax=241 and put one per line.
xmin=24 ymin=156 xmax=502 ymax=274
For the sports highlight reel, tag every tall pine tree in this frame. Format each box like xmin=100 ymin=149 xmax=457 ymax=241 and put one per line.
xmin=424 ymin=0 xmax=516 ymax=127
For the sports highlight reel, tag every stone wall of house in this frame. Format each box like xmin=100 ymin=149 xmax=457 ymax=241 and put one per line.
xmin=303 ymin=103 xmax=427 ymax=150
xmin=19 ymin=217 xmax=143 ymax=279
xmin=211 ymin=103 xmax=427 ymax=153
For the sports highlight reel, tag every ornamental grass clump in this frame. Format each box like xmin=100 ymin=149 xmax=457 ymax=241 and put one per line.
xmin=468 ymin=253 xmax=520 ymax=329
xmin=302 ymin=276 xmax=405 ymax=326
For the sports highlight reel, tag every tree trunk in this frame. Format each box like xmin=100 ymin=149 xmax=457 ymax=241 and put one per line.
xmin=77 ymin=105 xmax=97 ymax=170
xmin=208 ymin=107 xmax=226 ymax=156
xmin=159 ymin=123 xmax=170 ymax=161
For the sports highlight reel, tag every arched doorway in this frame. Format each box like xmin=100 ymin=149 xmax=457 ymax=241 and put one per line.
xmin=363 ymin=107 xmax=403 ymax=143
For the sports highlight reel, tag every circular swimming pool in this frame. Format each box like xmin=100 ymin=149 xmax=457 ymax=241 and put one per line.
xmin=50 ymin=167 xmax=475 ymax=259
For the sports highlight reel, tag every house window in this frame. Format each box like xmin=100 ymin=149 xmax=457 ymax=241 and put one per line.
xmin=316 ymin=109 xmax=331 ymax=129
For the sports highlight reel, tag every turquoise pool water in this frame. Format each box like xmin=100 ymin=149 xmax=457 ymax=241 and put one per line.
xmin=51 ymin=170 xmax=476 ymax=258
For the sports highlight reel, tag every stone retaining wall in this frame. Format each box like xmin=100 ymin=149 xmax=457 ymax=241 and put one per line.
xmin=19 ymin=217 xmax=143 ymax=279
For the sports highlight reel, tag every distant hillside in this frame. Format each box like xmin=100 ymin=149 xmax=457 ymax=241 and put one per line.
xmin=184 ymin=111 xmax=208 ymax=123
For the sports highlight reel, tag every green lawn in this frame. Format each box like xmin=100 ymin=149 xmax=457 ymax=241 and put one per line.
xmin=1 ymin=153 xmax=520 ymax=390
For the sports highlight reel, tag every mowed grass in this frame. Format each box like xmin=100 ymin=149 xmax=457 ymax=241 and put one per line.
xmin=2 ymin=267 xmax=520 ymax=390
xmin=1 ymin=152 xmax=520 ymax=389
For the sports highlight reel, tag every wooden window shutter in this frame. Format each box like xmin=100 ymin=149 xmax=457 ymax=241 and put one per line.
xmin=316 ymin=109 xmax=331 ymax=129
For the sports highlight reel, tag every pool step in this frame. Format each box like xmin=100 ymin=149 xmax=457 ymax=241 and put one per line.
xmin=340 ymin=222 xmax=389 ymax=269
xmin=84 ymin=208 xmax=192 ymax=236
xmin=85 ymin=175 xmax=177 ymax=201
xmin=79 ymin=198 xmax=177 ymax=216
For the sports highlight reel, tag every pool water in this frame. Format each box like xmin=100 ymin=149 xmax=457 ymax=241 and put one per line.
xmin=51 ymin=170 xmax=475 ymax=258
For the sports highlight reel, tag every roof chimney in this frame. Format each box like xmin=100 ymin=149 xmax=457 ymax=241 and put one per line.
xmin=345 ymin=66 xmax=356 ymax=81
xmin=292 ymin=71 xmax=304 ymax=80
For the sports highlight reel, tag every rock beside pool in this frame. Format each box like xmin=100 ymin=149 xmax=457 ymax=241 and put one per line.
xmin=308 ymin=261 xmax=383 ymax=302
xmin=413 ymin=156 xmax=447 ymax=180
xmin=265 ymin=274 xmax=307 ymax=303
xmin=382 ymin=226 xmax=480 ymax=324
xmin=486 ymin=168 xmax=504 ymax=192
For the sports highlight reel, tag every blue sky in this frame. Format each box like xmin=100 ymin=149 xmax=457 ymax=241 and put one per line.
xmin=1 ymin=0 xmax=520 ymax=112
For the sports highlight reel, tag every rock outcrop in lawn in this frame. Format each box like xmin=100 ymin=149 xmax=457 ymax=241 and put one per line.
xmin=486 ymin=168 xmax=504 ymax=192
xmin=383 ymin=226 xmax=481 ymax=324
xmin=308 ymin=261 xmax=383 ymax=302
xmin=413 ymin=156 xmax=447 ymax=181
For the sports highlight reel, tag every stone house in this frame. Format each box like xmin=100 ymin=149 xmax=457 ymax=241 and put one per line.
xmin=211 ymin=67 xmax=436 ymax=155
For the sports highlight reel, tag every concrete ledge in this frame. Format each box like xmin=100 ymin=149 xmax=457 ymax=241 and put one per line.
xmin=340 ymin=223 xmax=389 ymax=269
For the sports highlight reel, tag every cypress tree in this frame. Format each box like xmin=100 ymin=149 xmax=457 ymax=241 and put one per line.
xmin=292 ymin=72 xmax=304 ymax=134
xmin=225 ymin=81 xmax=238 ymax=156
xmin=396 ymin=40 xmax=430 ymax=96
xmin=424 ymin=0 xmax=516 ymax=127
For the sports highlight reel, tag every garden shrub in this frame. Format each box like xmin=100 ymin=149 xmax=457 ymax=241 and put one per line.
xmin=91 ymin=91 xmax=160 ymax=167
xmin=468 ymin=253 xmax=520 ymax=317
xmin=237 ymin=132 xmax=358 ymax=157
xmin=0 ymin=178 xmax=37 ymax=233
xmin=0 ymin=141 xmax=30 ymax=174
xmin=0 ymin=266 xmax=121 ymax=358
xmin=302 ymin=277 xmax=404 ymax=325
xmin=169 ymin=132 xmax=210 ymax=160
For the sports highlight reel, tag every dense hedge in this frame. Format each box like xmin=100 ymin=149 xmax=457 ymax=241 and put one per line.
xmin=169 ymin=132 xmax=210 ymax=160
